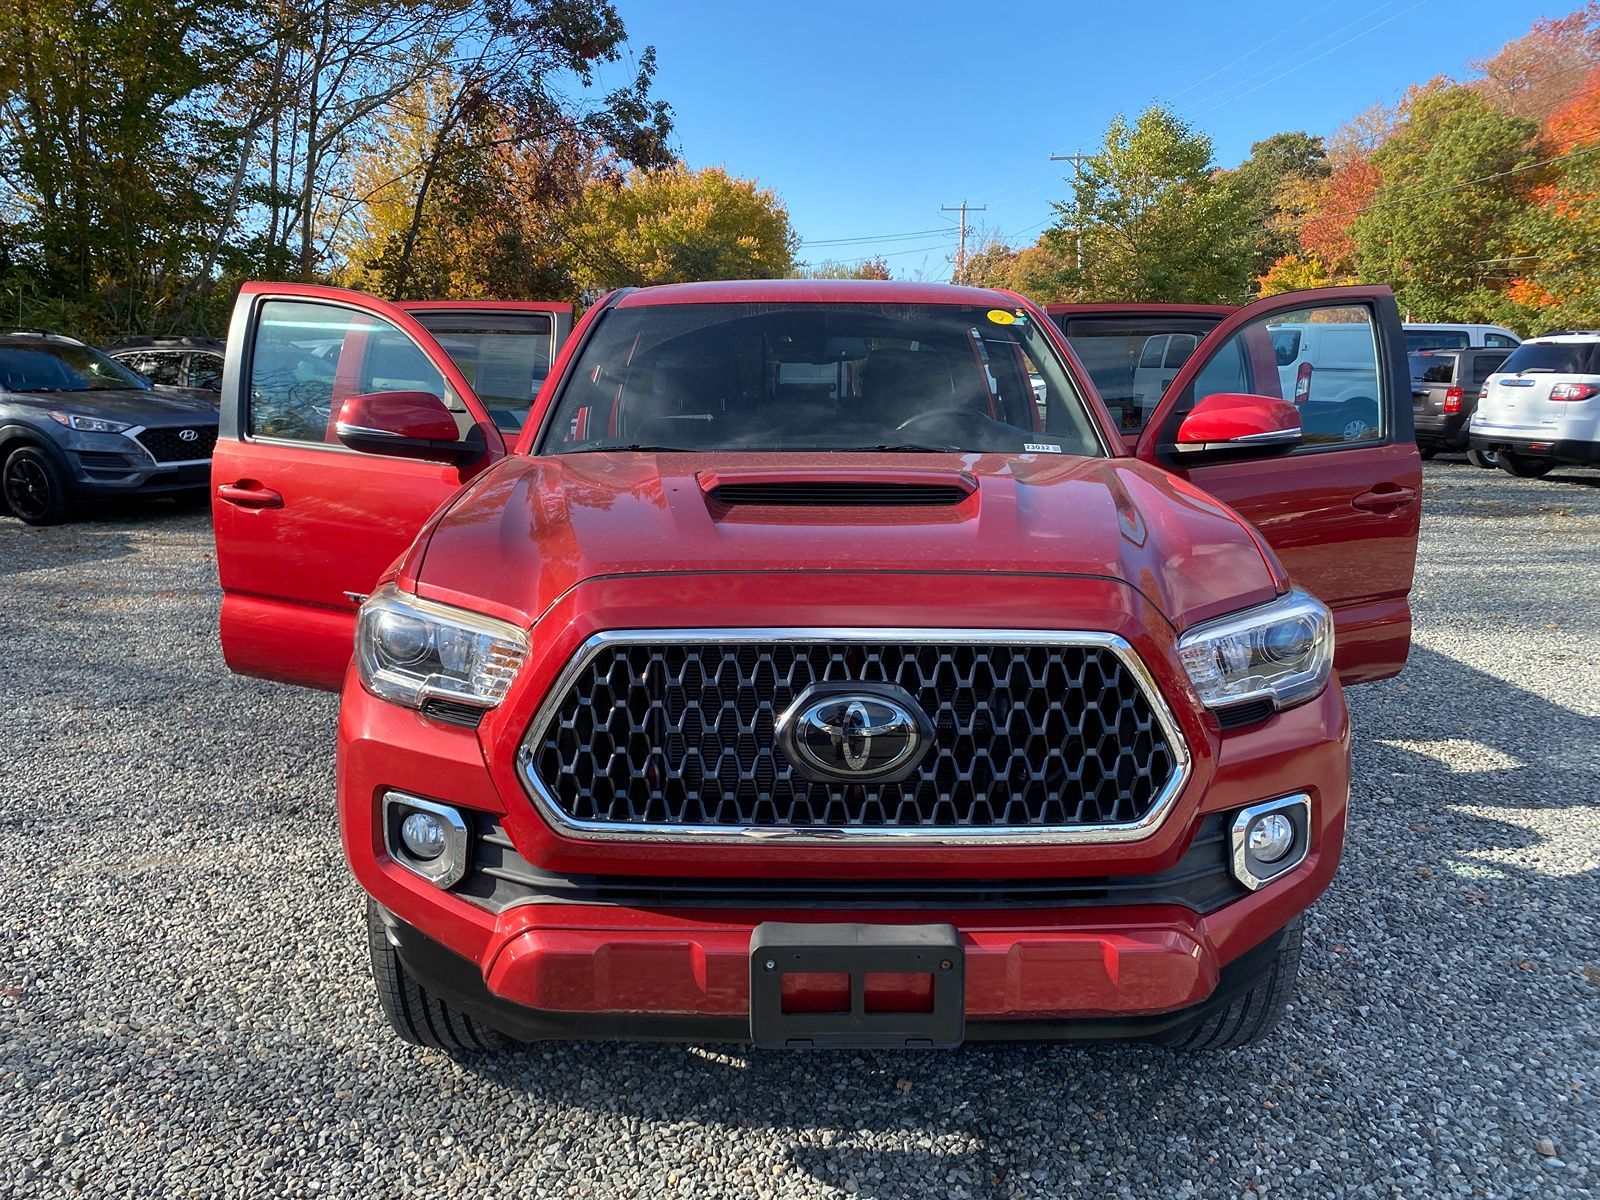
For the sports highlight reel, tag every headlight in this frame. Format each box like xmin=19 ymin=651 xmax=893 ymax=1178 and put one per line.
xmin=355 ymin=584 xmax=528 ymax=710
xmin=49 ymin=411 xmax=132 ymax=434
xmin=1177 ymin=588 xmax=1333 ymax=713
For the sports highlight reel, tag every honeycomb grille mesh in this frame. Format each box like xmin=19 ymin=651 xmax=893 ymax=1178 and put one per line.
xmin=525 ymin=639 xmax=1179 ymax=832
xmin=137 ymin=425 xmax=218 ymax=461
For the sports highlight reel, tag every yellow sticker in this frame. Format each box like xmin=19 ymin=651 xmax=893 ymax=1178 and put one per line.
xmin=986 ymin=309 xmax=1015 ymax=325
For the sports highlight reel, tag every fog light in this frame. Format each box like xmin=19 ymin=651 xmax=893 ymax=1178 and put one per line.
xmin=382 ymin=792 xmax=469 ymax=888
xmin=1230 ymin=795 xmax=1311 ymax=891
xmin=1247 ymin=813 xmax=1295 ymax=863
xmin=400 ymin=812 xmax=447 ymax=860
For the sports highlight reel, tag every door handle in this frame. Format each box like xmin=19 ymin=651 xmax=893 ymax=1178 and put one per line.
xmin=217 ymin=482 xmax=284 ymax=509
xmin=1352 ymin=485 xmax=1417 ymax=513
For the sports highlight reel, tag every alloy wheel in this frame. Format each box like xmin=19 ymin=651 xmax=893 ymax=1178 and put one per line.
xmin=3 ymin=456 xmax=52 ymax=521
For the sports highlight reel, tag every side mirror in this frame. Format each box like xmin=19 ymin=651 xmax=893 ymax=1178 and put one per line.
xmin=1175 ymin=392 xmax=1301 ymax=458
xmin=335 ymin=391 xmax=478 ymax=463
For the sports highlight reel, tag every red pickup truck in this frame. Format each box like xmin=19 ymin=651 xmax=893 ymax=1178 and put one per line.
xmin=212 ymin=279 xmax=1419 ymax=1051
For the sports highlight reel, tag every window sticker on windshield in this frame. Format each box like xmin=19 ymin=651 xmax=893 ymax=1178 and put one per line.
xmin=986 ymin=309 xmax=1016 ymax=326
xmin=1024 ymin=442 xmax=1062 ymax=454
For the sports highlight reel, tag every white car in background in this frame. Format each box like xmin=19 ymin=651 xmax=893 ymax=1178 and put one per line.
xmin=1470 ymin=332 xmax=1600 ymax=477
xmin=1404 ymin=323 xmax=1521 ymax=352
xmin=1271 ymin=322 xmax=1383 ymax=441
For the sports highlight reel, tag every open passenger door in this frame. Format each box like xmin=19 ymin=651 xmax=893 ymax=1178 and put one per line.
xmin=1132 ymin=286 xmax=1421 ymax=685
xmin=212 ymin=285 xmax=571 ymax=690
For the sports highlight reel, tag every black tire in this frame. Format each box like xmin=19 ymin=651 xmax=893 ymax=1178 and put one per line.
xmin=366 ymin=900 xmax=508 ymax=1052
xmin=1498 ymin=451 xmax=1554 ymax=478
xmin=1162 ymin=922 xmax=1302 ymax=1050
xmin=1418 ymin=445 xmax=1437 ymax=460
xmin=1467 ymin=447 xmax=1499 ymax=469
xmin=2 ymin=444 xmax=74 ymax=525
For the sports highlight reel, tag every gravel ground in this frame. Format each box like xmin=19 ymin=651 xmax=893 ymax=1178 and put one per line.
xmin=1 ymin=458 xmax=1597 ymax=1200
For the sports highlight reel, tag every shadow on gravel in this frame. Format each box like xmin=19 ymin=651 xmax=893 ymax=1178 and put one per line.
xmin=425 ymin=641 xmax=1600 ymax=1198
xmin=0 ymin=497 xmax=208 ymax=579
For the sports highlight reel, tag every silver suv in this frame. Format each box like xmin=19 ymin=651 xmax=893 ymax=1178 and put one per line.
xmin=1470 ymin=332 xmax=1600 ymax=478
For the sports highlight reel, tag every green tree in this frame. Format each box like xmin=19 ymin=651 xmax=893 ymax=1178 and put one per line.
xmin=1052 ymin=106 xmax=1255 ymax=303
xmin=792 ymin=256 xmax=892 ymax=280
xmin=0 ymin=0 xmax=250 ymax=332
xmin=1232 ymin=131 xmax=1330 ymax=280
xmin=569 ymin=164 xmax=798 ymax=292
xmin=1353 ymin=88 xmax=1540 ymax=320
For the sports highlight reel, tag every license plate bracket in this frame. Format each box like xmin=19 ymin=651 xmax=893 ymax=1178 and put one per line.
xmin=749 ymin=922 xmax=964 ymax=1049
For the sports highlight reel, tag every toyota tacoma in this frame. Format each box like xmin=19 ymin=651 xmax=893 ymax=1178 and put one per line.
xmin=212 ymin=280 xmax=1419 ymax=1050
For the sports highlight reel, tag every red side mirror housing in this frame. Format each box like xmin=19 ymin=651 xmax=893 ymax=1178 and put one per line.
xmin=334 ymin=391 xmax=477 ymax=463
xmin=1175 ymin=392 xmax=1302 ymax=457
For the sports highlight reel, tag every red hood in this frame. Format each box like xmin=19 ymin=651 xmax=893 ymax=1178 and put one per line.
xmin=411 ymin=452 xmax=1282 ymax=630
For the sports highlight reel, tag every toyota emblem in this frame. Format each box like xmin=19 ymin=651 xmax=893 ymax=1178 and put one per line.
xmin=177 ymin=428 xmax=200 ymax=442
xmin=776 ymin=683 xmax=933 ymax=783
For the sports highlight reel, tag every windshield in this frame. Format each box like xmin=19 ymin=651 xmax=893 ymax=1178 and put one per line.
xmin=1405 ymin=330 xmax=1469 ymax=352
xmin=539 ymin=302 xmax=1101 ymax=456
xmin=1053 ymin=314 xmax=1224 ymax=435
xmin=1497 ymin=342 xmax=1600 ymax=375
xmin=0 ymin=343 xmax=150 ymax=393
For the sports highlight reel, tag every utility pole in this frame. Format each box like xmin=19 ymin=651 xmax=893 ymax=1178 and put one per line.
xmin=1050 ymin=151 xmax=1087 ymax=297
xmin=940 ymin=199 xmax=986 ymax=282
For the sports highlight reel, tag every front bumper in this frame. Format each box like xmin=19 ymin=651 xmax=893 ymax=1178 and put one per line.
xmin=374 ymin=900 xmax=1303 ymax=1043
xmin=62 ymin=429 xmax=212 ymax=496
xmin=339 ymin=659 xmax=1349 ymax=1038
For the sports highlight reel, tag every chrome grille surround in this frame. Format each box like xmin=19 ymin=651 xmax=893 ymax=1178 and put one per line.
xmin=516 ymin=629 xmax=1191 ymax=845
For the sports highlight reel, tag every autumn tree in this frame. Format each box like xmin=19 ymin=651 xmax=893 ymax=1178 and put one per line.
xmin=1504 ymin=65 xmax=1600 ymax=326
xmin=1051 ymin=106 xmax=1254 ymax=303
xmin=568 ymin=164 xmax=798 ymax=292
xmin=1232 ymin=131 xmax=1330 ymax=280
xmin=794 ymin=257 xmax=892 ymax=280
xmin=1352 ymin=88 xmax=1540 ymax=320
xmin=1471 ymin=3 xmax=1600 ymax=122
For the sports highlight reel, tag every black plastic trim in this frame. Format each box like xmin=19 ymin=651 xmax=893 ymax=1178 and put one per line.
xmin=456 ymin=811 xmax=1247 ymax=914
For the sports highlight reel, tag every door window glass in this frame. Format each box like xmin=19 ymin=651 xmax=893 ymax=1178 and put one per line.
xmin=1471 ymin=353 xmax=1509 ymax=384
xmin=1182 ymin=306 xmax=1384 ymax=449
xmin=1484 ymin=333 xmax=1518 ymax=348
xmin=1138 ymin=336 xmax=1166 ymax=369
xmin=249 ymin=300 xmax=468 ymax=445
xmin=1162 ymin=334 xmax=1198 ymax=369
xmin=124 ymin=351 xmax=183 ymax=386
xmin=187 ymin=353 xmax=224 ymax=391
xmin=409 ymin=310 xmax=553 ymax=433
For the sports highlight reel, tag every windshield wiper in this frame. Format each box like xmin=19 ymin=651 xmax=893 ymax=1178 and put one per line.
xmin=837 ymin=443 xmax=962 ymax=453
xmin=573 ymin=442 xmax=691 ymax=453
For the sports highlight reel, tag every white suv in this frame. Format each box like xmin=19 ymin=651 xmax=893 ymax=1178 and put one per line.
xmin=1470 ymin=332 xmax=1600 ymax=477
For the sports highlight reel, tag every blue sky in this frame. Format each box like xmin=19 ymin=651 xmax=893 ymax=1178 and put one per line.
xmin=612 ymin=0 xmax=1560 ymax=280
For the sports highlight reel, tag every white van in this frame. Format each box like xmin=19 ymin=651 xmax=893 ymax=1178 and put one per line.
xmin=1404 ymin=323 xmax=1521 ymax=352
xmin=1270 ymin=322 xmax=1383 ymax=441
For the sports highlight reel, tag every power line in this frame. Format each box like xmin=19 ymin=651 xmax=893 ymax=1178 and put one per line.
xmin=940 ymin=200 xmax=987 ymax=279
xmin=800 ymin=226 xmax=957 ymax=247
xmin=1180 ymin=0 xmax=1419 ymax=118
xmin=1190 ymin=0 xmax=1430 ymax=120
xmin=1164 ymin=0 xmax=1342 ymax=103
xmin=1298 ymin=141 xmax=1600 ymax=227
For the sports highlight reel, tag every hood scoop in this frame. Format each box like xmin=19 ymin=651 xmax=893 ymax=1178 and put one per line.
xmin=699 ymin=467 xmax=977 ymax=508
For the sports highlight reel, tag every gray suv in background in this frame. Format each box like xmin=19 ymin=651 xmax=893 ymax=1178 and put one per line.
xmin=1409 ymin=348 xmax=1512 ymax=464
xmin=105 ymin=336 xmax=226 ymax=406
xmin=0 ymin=331 xmax=219 ymax=525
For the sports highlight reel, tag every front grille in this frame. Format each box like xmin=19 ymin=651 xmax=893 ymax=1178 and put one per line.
xmin=461 ymin=811 xmax=1242 ymax=912
xmin=521 ymin=634 xmax=1184 ymax=838
xmin=709 ymin=482 xmax=971 ymax=507
xmin=137 ymin=424 xmax=217 ymax=462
